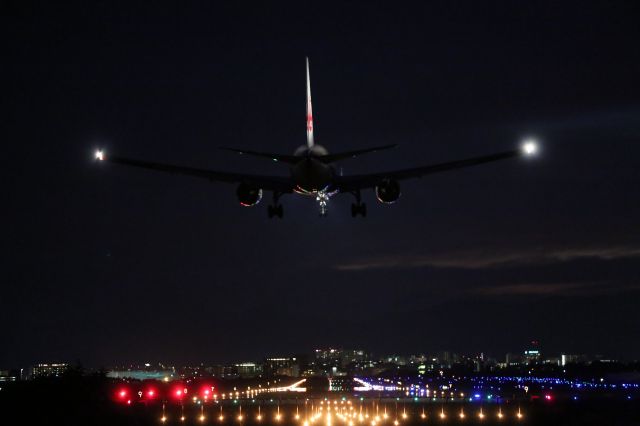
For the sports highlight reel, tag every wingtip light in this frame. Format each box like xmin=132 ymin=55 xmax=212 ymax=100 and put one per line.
xmin=521 ymin=139 xmax=538 ymax=156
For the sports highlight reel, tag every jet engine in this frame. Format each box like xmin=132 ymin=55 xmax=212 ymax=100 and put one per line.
xmin=236 ymin=183 xmax=263 ymax=206
xmin=375 ymin=179 xmax=401 ymax=204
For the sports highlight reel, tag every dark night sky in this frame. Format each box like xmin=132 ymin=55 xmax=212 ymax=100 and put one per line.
xmin=3 ymin=1 xmax=640 ymax=368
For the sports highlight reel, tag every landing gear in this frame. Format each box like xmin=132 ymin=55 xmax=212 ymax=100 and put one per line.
xmin=351 ymin=202 xmax=367 ymax=217
xmin=351 ymin=190 xmax=367 ymax=217
xmin=268 ymin=204 xmax=283 ymax=218
xmin=268 ymin=192 xmax=284 ymax=219
xmin=316 ymin=191 xmax=330 ymax=217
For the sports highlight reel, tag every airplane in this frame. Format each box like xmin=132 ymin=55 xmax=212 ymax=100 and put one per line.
xmin=95 ymin=58 xmax=538 ymax=218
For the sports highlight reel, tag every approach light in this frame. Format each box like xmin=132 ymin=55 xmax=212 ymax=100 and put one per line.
xmin=521 ymin=139 xmax=538 ymax=156
xmin=95 ymin=150 xmax=104 ymax=161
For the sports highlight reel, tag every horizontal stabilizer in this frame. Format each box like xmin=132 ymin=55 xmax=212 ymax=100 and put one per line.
xmin=319 ymin=144 xmax=397 ymax=163
xmin=218 ymin=147 xmax=299 ymax=164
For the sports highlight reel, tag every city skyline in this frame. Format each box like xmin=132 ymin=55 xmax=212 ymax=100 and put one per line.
xmin=3 ymin=342 xmax=634 ymax=375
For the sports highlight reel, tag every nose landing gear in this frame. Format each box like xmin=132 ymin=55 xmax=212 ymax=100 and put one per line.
xmin=316 ymin=191 xmax=329 ymax=217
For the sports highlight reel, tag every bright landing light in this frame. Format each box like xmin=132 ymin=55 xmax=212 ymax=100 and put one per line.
xmin=95 ymin=150 xmax=104 ymax=161
xmin=521 ymin=139 xmax=538 ymax=156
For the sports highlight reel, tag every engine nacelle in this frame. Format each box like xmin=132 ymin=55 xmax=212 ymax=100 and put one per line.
xmin=236 ymin=183 xmax=263 ymax=207
xmin=375 ymin=179 xmax=401 ymax=204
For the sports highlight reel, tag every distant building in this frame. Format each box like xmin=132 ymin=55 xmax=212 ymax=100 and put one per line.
xmin=340 ymin=350 xmax=368 ymax=367
xmin=32 ymin=363 xmax=69 ymax=378
xmin=107 ymin=369 xmax=174 ymax=381
xmin=0 ymin=370 xmax=17 ymax=382
xmin=505 ymin=352 xmax=524 ymax=365
xmin=382 ymin=355 xmax=408 ymax=366
xmin=206 ymin=365 xmax=237 ymax=378
xmin=236 ymin=363 xmax=261 ymax=378
xmin=328 ymin=376 xmax=353 ymax=392
xmin=523 ymin=340 xmax=542 ymax=363
xmin=264 ymin=357 xmax=299 ymax=377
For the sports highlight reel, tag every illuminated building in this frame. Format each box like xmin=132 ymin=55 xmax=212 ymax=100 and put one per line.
xmin=264 ymin=357 xmax=300 ymax=377
xmin=107 ymin=369 xmax=174 ymax=380
xmin=207 ymin=365 xmax=238 ymax=378
xmin=505 ymin=353 xmax=523 ymax=366
xmin=0 ymin=370 xmax=17 ymax=382
xmin=31 ymin=363 xmax=69 ymax=378
xmin=236 ymin=363 xmax=261 ymax=378
xmin=328 ymin=376 xmax=354 ymax=392
xmin=523 ymin=340 xmax=542 ymax=363
xmin=561 ymin=354 xmax=580 ymax=366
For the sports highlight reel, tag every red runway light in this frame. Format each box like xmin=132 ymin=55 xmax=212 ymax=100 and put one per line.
xmin=201 ymin=386 xmax=213 ymax=398
xmin=117 ymin=389 xmax=128 ymax=399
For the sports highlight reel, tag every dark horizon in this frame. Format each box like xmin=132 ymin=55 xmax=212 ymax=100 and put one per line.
xmin=3 ymin=1 xmax=640 ymax=368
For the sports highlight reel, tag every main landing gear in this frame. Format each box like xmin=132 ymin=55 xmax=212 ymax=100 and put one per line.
xmin=267 ymin=192 xmax=283 ymax=219
xmin=351 ymin=190 xmax=367 ymax=217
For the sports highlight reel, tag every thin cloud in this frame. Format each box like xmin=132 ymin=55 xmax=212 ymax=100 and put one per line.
xmin=333 ymin=245 xmax=640 ymax=271
xmin=474 ymin=281 xmax=640 ymax=296
xmin=475 ymin=282 xmax=595 ymax=296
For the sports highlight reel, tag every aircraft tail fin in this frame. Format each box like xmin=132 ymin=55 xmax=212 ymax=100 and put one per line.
xmin=306 ymin=57 xmax=314 ymax=148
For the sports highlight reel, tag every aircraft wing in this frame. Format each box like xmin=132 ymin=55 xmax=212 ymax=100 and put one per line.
xmin=334 ymin=149 xmax=522 ymax=192
xmin=218 ymin=147 xmax=299 ymax=164
xmin=97 ymin=153 xmax=294 ymax=192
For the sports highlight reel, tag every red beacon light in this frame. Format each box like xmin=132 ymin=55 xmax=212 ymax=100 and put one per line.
xmin=202 ymin=386 xmax=213 ymax=398
xmin=117 ymin=388 xmax=128 ymax=400
xmin=174 ymin=386 xmax=189 ymax=399
xmin=147 ymin=389 xmax=156 ymax=398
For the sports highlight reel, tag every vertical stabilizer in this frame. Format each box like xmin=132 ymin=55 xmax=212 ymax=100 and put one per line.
xmin=306 ymin=57 xmax=314 ymax=147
